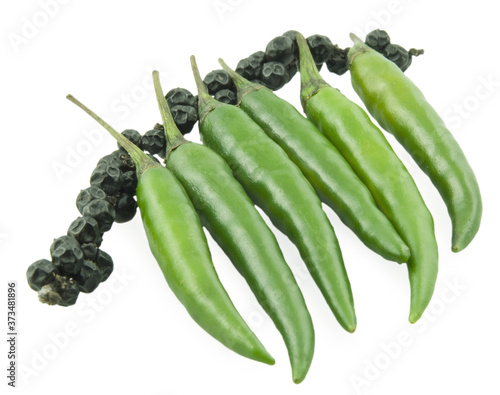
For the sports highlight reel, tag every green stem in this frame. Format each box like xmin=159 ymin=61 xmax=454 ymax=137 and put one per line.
xmin=190 ymin=55 xmax=222 ymax=122
xmin=218 ymin=58 xmax=264 ymax=103
xmin=347 ymin=32 xmax=370 ymax=67
xmin=296 ymin=32 xmax=329 ymax=110
xmin=349 ymin=33 xmax=363 ymax=44
xmin=66 ymin=94 xmax=159 ymax=177
xmin=152 ymin=70 xmax=187 ymax=157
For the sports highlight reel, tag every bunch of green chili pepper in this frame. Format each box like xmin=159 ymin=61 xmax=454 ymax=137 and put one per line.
xmin=66 ymin=95 xmax=275 ymax=366
xmin=295 ymin=32 xmax=439 ymax=323
xmin=41 ymin=29 xmax=480 ymax=384
xmin=151 ymin=71 xmax=314 ymax=383
xmin=217 ymin=58 xmax=410 ymax=264
xmin=190 ymin=55 xmax=357 ymax=335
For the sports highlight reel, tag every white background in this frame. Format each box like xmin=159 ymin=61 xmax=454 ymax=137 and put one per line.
xmin=1 ymin=0 xmax=499 ymax=394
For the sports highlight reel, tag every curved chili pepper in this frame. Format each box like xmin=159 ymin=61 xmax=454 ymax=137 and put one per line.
xmin=190 ymin=56 xmax=356 ymax=337
xmin=218 ymin=58 xmax=410 ymax=264
xmin=296 ymin=33 xmax=438 ymax=323
xmin=66 ymin=94 xmax=274 ymax=366
xmin=347 ymin=34 xmax=482 ymax=252
xmin=152 ymin=71 xmax=314 ymax=384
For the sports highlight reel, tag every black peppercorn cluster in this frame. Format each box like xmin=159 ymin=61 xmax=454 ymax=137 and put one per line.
xmin=202 ymin=70 xmax=238 ymax=105
xmin=364 ymin=29 xmax=423 ymax=72
xmin=27 ymin=137 xmax=137 ymax=305
xmin=203 ymin=30 xmax=422 ymax=104
xmin=219 ymin=31 xmax=350 ymax=95
xmin=164 ymin=88 xmax=199 ymax=134
xmin=27 ymin=128 xmax=164 ymax=306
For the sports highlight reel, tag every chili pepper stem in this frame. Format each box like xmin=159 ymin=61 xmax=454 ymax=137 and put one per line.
xmin=296 ymin=32 xmax=330 ymax=110
xmin=218 ymin=58 xmax=265 ymax=103
xmin=66 ymin=94 xmax=160 ymax=177
xmin=349 ymin=33 xmax=363 ymax=44
xmin=152 ymin=70 xmax=187 ymax=158
xmin=347 ymin=33 xmax=370 ymax=67
xmin=190 ymin=55 xmax=223 ymax=122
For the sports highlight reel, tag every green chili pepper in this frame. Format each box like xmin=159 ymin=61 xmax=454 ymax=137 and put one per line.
xmin=190 ymin=56 xmax=356 ymax=333
xmin=347 ymin=34 xmax=482 ymax=252
xmin=218 ymin=58 xmax=410 ymax=264
xmin=296 ymin=33 xmax=438 ymax=323
xmin=151 ymin=71 xmax=314 ymax=384
xmin=66 ymin=94 xmax=274 ymax=366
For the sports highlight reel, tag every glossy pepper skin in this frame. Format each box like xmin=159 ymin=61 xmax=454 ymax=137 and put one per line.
xmin=347 ymin=36 xmax=482 ymax=252
xmin=137 ymin=168 xmax=275 ymax=364
xmin=218 ymin=58 xmax=410 ymax=264
xmin=191 ymin=56 xmax=356 ymax=336
xmin=296 ymin=33 xmax=438 ymax=323
xmin=152 ymin=72 xmax=313 ymax=384
xmin=67 ymin=95 xmax=274 ymax=366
